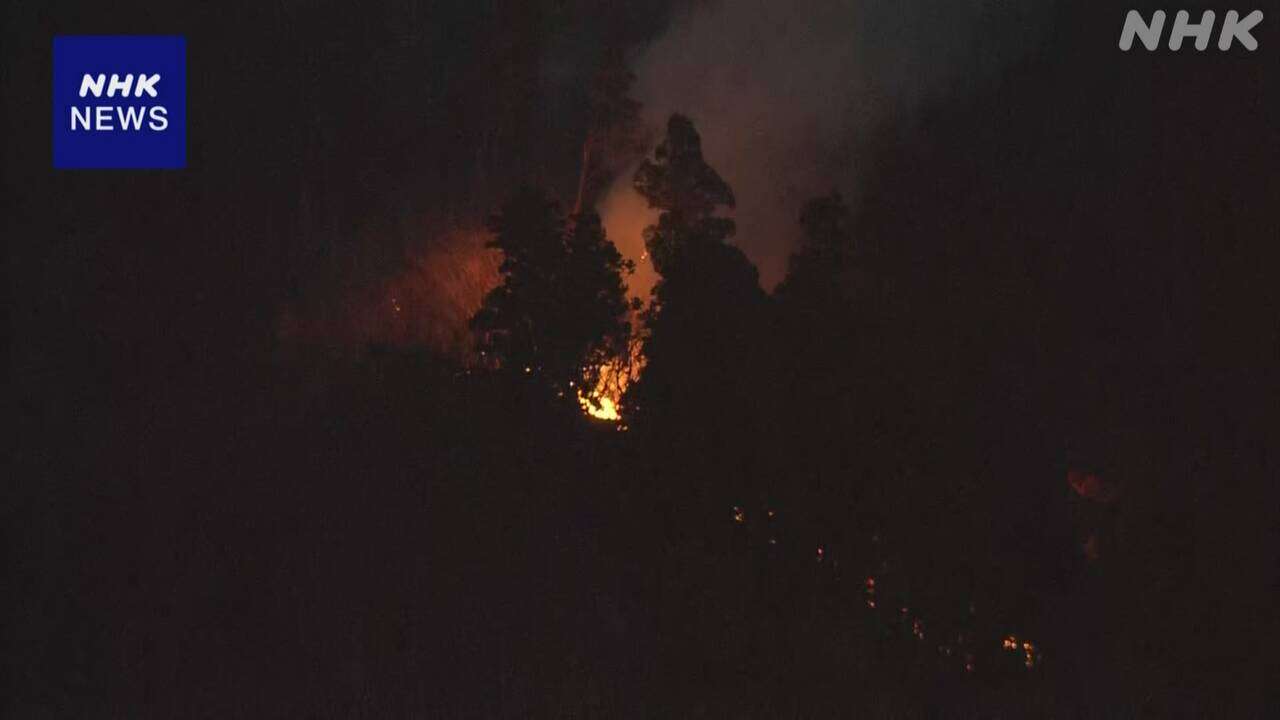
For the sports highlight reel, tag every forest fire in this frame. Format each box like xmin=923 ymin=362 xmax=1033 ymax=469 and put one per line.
xmin=577 ymin=360 xmax=625 ymax=421
xmin=577 ymin=340 xmax=645 ymax=423
xmin=575 ymin=287 xmax=648 ymax=420
xmin=14 ymin=0 xmax=1272 ymax=715
xmin=275 ymin=223 xmax=499 ymax=359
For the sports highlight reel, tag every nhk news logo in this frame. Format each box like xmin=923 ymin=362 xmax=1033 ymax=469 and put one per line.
xmin=53 ymin=36 xmax=186 ymax=169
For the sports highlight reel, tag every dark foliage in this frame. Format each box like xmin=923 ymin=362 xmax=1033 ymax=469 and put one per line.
xmin=471 ymin=187 xmax=633 ymax=399
xmin=627 ymin=115 xmax=773 ymax=508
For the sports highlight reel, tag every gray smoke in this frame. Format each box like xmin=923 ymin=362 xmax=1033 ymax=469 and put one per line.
xmin=603 ymin=0 xmax=1044 ymax=291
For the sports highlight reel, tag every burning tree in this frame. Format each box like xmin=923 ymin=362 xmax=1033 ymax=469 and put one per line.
xmin=470 ymin=187 xmax=634 ymax=407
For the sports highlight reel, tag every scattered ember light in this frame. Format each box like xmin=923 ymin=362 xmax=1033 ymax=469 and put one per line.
xmin=1001 ymin=635 xmax=1040 ymax=668
xmin=720 ymin=504 xmax=1046 ymax=678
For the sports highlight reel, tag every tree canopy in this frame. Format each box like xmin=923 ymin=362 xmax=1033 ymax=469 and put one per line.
xmin=470 ymin=187 xmax=633 ymax=401
xmin=777 ymin=191 xmax=855 ymax=302
xmin=627 ymin=114 xmax=771 ymax=502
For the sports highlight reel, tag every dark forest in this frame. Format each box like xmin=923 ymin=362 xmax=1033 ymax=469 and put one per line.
xmin=6 ymin=1 xmax=1278 ymax=716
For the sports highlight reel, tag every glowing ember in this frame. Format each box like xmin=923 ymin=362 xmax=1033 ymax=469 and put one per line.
xmin=1002 ymin=634 xmax=1039 ymax=668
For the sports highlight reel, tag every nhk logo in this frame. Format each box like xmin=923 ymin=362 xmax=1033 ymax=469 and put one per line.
xmin=1119 ymin=10 xmax=1263 ymax=51
xmin=73 ymin=73 xmax=169 ymax=131
xmin=53 ymin=36 xmax=186 ymax=169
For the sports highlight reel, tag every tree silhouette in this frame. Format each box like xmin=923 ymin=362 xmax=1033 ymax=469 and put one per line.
xmin=631 ymin=114 xmax=763 ymax=392
xmin=628 ymin=114 xmax=769 ymax=502
xmin=776 ymin=192 xmax=855 ymax=306
xmin=633 ymin=115 xmax=737 ymax=274
xmin=470 ymin=187 xmax=633 ymax=401
xmin=561 ymin=211 xmax=638 ymax=393
xmin=773 ymin=192 xmax=889 ymax=575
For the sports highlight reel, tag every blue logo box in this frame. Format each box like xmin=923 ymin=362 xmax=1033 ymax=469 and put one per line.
xmin=53 ymin=36 xmax=186 ymax=169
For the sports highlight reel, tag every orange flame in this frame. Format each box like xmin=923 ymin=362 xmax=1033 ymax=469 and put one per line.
xmin=577 ymin=173 xmax=656 ymax=423
xmin=577 ymin=333 xmax=646 ymax=422
xmin=577 ymin=363 xmax=624 ymax=420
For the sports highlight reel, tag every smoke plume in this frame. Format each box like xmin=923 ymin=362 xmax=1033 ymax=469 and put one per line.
xmin=604 ymin=0 xmax=1038 ymax=291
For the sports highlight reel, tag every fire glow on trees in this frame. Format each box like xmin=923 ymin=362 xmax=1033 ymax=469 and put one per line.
xmin=576 ymin=179 xmax=658 ymax=423
xmin=277 ymin=223 xmax=500 ymax=360
xmin=577 ymin=360 xmax=625 ymax=421
xmin=577 ymin=334 xmax=645 ymax=423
